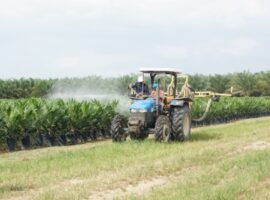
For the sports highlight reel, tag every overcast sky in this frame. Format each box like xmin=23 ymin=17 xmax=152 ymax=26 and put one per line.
xmin=0 ymin=0 xmax=270 ymax=79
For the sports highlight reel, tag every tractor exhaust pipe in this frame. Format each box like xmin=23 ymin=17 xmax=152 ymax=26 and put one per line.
xmin=156 ymin=79 xmax=160 ymax=115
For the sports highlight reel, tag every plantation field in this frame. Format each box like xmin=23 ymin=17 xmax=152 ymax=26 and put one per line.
xmin=0 ymin=99 xmax=117 ymax=151
xmin=1 ymin=117 xmax=270 ymax=200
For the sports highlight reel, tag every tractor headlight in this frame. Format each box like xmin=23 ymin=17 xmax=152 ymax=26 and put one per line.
xmin=130 ymin=109 xmax=147 ymax=113
xmin=138 ymin=109 xmax=147 ymax=113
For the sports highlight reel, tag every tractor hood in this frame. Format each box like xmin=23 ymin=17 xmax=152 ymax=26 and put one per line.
xmin=129 ymin=98 xmax=156 ymax=112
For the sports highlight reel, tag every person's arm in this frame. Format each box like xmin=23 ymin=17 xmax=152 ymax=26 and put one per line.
xmin=130 ymin=83 xmax=138 ymax=91
xmin=150 ymin=90 xmax=155 ymax=97
xmin=159 ymin=90 xmax=165 ymax=99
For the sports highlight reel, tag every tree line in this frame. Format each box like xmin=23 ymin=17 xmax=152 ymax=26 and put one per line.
xmin=189 ymin=71 xmax=270 ymax=96
xmin=0 ymin=79 xmax=55 ymax=99
xmin=0 ymin=71 xmax=269 ymax=99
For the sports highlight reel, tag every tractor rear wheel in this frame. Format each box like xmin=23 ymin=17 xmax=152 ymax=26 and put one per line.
xmin=171 ymin=106 xmax=191 ymax=141
xmin=154 ymin=115 xmax=172 ymax=142
xmin=111 ymin=115 xmax=127 ymax=142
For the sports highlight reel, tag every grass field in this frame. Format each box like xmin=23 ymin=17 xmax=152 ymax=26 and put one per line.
xmin=1 ymin=117 xmax=270 ymax=200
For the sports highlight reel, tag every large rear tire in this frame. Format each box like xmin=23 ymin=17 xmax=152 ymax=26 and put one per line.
xmin=154 ymin=115 xmax=172 ymax=142
xmin=111 ymin=115 xmax=127 ymax=142
xmin=171 ymin=106 xmax=191 ymax=141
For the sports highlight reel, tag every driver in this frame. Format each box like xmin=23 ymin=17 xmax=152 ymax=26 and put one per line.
xmin=129 ymin=75 xmax=149 ymax=96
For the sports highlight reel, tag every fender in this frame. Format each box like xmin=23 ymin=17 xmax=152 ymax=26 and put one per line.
xmin=170 ymin=99 xmax=185 ymax=107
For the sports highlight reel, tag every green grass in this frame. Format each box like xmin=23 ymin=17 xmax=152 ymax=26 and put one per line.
xmin=1 ymin=117 xmax=270 ymax=200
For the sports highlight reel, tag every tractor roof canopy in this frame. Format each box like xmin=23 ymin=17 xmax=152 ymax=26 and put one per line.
xmin=140 ymin=68 xmax=181 ymax=75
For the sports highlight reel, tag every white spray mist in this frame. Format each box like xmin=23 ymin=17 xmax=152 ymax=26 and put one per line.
xmin=47 ymin=86 xmax=131 ymax=115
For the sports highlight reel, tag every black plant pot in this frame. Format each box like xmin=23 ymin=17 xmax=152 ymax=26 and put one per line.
xmin=86 ymin=131 xmax=93 ymax=139
xmin=100 ymin=130 xmax=106 ymax=138
xmin=34 ymin=134 xmax=45 ymax=147
xmin=105 ymin=129 xmax=111 ymax=137
xmin=46 ymin=135 xmax=56 ymax=146
xmin=96 ymin=130 xmax=102 ymax=138
xmin=57 ymin=135 xmax=67 ymax=146
xmin=80 ymin=133 xmax=88 ymax=143
xmin=21 ymin=135 xmax=31 ymax=149
xmin=67 ymin=134 xmax=78 ymax=145
xmin=90 ymin=131 xmax=97 ymax=141
xmin=6 ymin=138 xmax=16 ymax=152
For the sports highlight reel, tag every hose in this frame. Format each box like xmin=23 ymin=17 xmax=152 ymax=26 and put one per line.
xmin=192 ymin=98 xmax=213 ymax=122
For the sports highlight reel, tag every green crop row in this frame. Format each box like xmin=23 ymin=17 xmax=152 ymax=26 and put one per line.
xmin=192 ymin=97 xmax=270 ymax=125
xmin=0 ymin=98 xmax=117 ymax=151
xmin=0 ymin=97 xmax=270 ymax=152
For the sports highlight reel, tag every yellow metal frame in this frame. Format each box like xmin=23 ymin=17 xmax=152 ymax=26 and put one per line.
xmin=194 ymin=91 xmax=232 ymax=98
xmin=129 ymin=73 xmax=234 ymax=100
xmin=194 ymin=87 xmax=234 ymax=98
xmin=176 ymin=75 xmax=233 ymax=98
xmin=177 ymin=74 xmax=189 ymax=86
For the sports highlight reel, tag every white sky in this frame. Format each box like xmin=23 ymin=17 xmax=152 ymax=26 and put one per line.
xmin=0 ymin=0 xmax=270 ymax=78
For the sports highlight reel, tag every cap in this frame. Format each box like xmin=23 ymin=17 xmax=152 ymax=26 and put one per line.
xmin=137 ymin=76 xmax=144 ymax=82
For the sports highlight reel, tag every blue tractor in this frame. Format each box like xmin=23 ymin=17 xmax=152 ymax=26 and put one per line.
xmin=111 ymin=68 xmax=194 ymax=142
xmin=111 ymin=68 xmax=237 ymax=142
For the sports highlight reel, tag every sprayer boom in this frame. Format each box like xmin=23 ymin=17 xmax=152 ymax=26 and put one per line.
xmin=194 ymin=87 xmax=241 ymax=98
xmin=194 ymin=91 xmax=232 ymax=98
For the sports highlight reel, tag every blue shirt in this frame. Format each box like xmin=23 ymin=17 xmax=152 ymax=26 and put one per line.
xmin=131 ymin=82 xmax=149 ymax=94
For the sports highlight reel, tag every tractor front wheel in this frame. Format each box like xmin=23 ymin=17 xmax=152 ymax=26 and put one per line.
xmin=154 ymin=115 xmax=172 ymax=142
xmin=111 ymin=115 xmax=127 ymax=142
xmin=171 ymin=106 xmax=191 ymax=141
